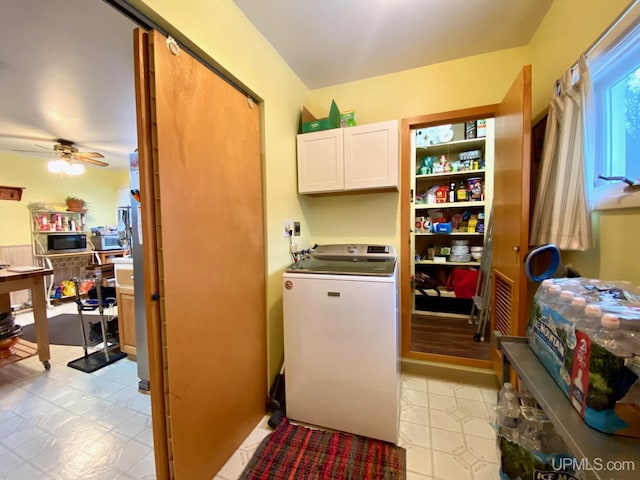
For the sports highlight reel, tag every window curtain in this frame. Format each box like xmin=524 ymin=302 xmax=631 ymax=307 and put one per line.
xmin=530 ymin=56 xmax=593 ymax=251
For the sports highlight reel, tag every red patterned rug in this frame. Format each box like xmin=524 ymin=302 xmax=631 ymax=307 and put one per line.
xmin=239 ymin=419 xmax=405 ymax=479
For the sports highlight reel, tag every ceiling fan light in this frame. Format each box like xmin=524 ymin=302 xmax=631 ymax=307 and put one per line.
xmin=47 ymin=159 xmax=68 ymax=173
xmin=66 ymin=163 xmax=85 ymax=176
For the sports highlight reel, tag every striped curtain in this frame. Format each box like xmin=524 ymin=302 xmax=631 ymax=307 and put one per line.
xmin=530 ymin=57 xmax=593 ymax=251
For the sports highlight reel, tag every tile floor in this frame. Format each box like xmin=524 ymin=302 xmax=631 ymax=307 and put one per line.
xmin=2 ymin=304 xmax=500 ymax=479
xmin=215 ymin=376 xmax=500 ymax=480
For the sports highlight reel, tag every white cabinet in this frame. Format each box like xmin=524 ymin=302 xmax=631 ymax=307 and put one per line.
xmin=297 ymin=119 xmax=398 ymax=194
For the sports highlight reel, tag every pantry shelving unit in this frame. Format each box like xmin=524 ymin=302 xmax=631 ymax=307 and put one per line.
xmin=500 ymin=336 xmax=639 ymax=480
xmin=410 ymin=120 xmax=493 ymax=317
xmin=28 ymin=205 xmax=98 ymax=308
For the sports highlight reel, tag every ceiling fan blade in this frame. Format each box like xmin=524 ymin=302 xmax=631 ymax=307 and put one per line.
xmin=11 ymin=149 xmax=50 ymax=154
xmin=73 ymin=155 xmax=109 ymax=167
xmin=73 ymin=151 xmax=105 ymax=159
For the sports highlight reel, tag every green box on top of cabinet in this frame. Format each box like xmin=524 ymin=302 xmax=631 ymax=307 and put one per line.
xmin=300 ymin=99 xmax=341 ymax=133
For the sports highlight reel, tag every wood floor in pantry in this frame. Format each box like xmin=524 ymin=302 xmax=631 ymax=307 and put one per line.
xmin=411 ymin=314 xmax=490 ymax=360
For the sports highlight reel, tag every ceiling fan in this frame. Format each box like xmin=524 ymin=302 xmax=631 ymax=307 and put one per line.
xmin=13 ymin=139 xmax=109 ymax=167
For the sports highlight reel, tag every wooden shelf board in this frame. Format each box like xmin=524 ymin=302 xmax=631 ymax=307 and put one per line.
xmin=416 ymin=260 xmax=480 ymax=267
xmin=414 ymin=201 xmax=485 ymax=209
xmin=416 ymin=169 xmax=485 ymax=180
xmin=0 ymin=339 xmax=38 ymax=368
xmin=415 ymin=232 xmax=484 ymax=236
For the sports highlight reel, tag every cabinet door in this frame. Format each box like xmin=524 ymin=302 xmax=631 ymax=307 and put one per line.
xmin=297 ymin=129 xmax=344 ymax=193
xmin=116 ymin=286 xmax=136 ymax=356
xmin=344 ymin=120 xmax=398 ymax=191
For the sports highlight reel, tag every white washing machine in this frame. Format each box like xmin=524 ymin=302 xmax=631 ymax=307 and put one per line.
xmin=282 ymin=244 xmax=399 ymax=443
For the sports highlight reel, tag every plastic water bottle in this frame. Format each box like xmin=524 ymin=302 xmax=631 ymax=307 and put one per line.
xmin=494 ymin=382 xmax=515 ymax=424
xmin=498 ymin=391 xmax=520 ymax=441
xmin=535 ymin=279 xmax=554 ymax=304
xmin=518 ymin=383 xmax=538 ymax=408
xmin=593 ymin=313 xmax=632 ymax=357
xmin=546 ymin=284 xmax=563 ymax=311
xmin=567 ymin=296 xmax=587 ymax=324
xmin=517 ymin=406 xmax=549 ymax=452
xmin=497 ymin=382 xmax=515 ymax=404
xmin=577 ymin=304 xmax=602 ymax=338
xmin=558 ymin=289 xmax=574 ymax=311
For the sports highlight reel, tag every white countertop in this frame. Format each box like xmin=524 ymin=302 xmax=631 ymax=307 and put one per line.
xmin=110 ymin=257 xmax=133 ymax=265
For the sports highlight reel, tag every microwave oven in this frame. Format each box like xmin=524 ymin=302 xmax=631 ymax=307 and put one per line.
xmin=45 ymin=233 xmax=87 ymax=253
xmin=91 ymin=233 xmax=122 ymax=251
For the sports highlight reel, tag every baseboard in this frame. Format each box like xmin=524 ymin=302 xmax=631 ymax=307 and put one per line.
xmin=401 ymin=357 xmax=500 ymax=390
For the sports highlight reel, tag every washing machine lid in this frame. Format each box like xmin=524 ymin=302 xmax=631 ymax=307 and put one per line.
xmin=285 ymin=244 xmax=396 ymax=276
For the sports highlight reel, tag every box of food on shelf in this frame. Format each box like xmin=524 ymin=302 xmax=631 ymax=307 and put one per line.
xmin=527 ymin=277 xmax=640 ymax=437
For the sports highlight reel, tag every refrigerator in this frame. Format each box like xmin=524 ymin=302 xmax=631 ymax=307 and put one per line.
xmin=128 ymin=151 xmax=150 ymax=392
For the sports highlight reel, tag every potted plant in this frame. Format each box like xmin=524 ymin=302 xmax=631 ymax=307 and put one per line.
xmin=65 ymin=196 xmax=86 ymax=212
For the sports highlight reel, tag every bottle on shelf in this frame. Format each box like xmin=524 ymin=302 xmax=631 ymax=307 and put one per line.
xmin=448 ymin=182 xmax=456 ymax=203
xmin=593 ymin=313 xmax=633 ymax=357
xmin=535 ymin=279 xmax=555 ymax=305
xmin=566 ymin=296 xmax=587 ymax=324
xmin=518 ymin=383 xmax=539 ymax=408
xmin=497 ymin=390 xmax=520 ymax=441
xmin=456 ymin=179 xmax=468 ymax=202
xmin=576 ymin=304 xmax=602 ymax=337
xmin=497 ymin=381 xmax=515 ymax=405
xmin=517 ymin=406 xmax=549 ymax=452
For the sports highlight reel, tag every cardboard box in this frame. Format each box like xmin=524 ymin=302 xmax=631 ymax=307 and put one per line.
xmin=340 ymin=110 xmax=356 ymax=127
xmin=300 ymin=100 xmax=341 ymax=133
xmin=527 ymin=278 xmax=640 ymax=437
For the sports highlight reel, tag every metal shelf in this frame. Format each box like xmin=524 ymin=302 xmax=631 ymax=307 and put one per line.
xmin=500 ymin=338 xmax=639 ymax=480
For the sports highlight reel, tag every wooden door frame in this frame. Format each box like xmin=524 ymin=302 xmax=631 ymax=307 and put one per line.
xmin=400 ymin=105 xmax=498 ymax=369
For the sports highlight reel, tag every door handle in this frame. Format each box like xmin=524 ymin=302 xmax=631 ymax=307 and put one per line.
xmin=327 ymin=292 xmax=341 ymax=297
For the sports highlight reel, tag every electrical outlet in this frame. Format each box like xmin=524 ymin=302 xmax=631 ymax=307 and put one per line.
xmin=293 ymin=221 xmax=301 ymax=236
xmin=283 ymin=220 xmax=292 ymax=237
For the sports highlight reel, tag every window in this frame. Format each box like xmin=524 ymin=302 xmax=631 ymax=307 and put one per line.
xmin=586 ymin=1 xmax=640 ymax=209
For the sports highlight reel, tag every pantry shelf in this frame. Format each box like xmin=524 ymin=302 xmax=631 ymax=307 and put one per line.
xmin=415 ymin=232 xmax=484 ymax=236
xmin=415 ymin=201 xmax=485 ymax=209
xmin=416 ymin=138 xmax=485 ymax=157
xmin=416 ymin=260 xmax=481 ymax=267
xmin=416 ymin=169 xmax=485 ymax=180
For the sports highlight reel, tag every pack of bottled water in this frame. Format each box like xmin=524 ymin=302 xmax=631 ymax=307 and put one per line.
xmin=528 ymin=277 xmax=640 ymax=437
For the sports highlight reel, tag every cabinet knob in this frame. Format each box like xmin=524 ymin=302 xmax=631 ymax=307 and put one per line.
xmin=512 ymin=245 xmax=520 ymax=252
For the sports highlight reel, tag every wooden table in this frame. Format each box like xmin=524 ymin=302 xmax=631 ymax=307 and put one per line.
xmin=95 ymin=249 xmax=129 ymax=265
xmin=0 ymin=268 xmax=53 ymax=369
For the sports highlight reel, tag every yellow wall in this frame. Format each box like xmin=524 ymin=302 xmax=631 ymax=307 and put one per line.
xmin=528 ymin=0 xmax=631 ymax=121
xmin=0 ymin=152 xmax=128 ymax=245
xmin=305 ymin=47 xmax=529 ymax=252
